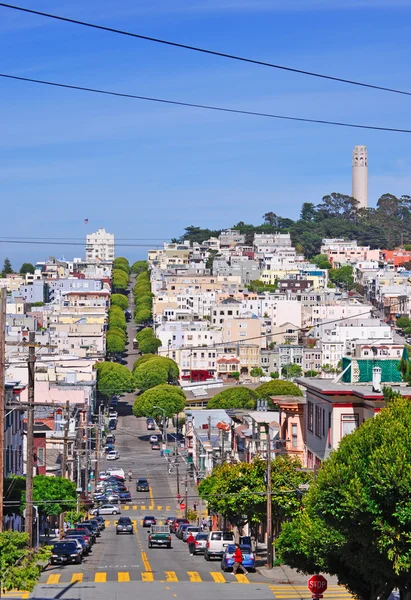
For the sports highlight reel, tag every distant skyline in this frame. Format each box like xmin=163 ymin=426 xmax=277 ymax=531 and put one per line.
xmin=2 ymin=0 xmax=411 ymax=265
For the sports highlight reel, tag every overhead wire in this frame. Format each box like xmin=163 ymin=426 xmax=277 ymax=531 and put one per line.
xmin=1 ymin=73 xmax=411 ymax=134
xmin=0 ymin=2 xmax=410 ymax=98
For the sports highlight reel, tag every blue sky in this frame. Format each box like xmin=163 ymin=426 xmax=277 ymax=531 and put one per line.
xmin=2 ymin=0 xmax=411 ymax=266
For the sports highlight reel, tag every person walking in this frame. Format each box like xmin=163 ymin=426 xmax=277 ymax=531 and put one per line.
xmin=193 ymin=501 xmax=197 ymax=512
xmin=201 ymin=518 xmax=207 ymax=531
xmin=187 ymin=532 xmax=196 ymax=556
xmin=232 ymin=544 xmax=247 ymax=576
xmin=44 ymin=518 xmax=50 ymax=538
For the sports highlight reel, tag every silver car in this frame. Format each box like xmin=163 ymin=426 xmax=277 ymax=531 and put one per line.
xmin=90 ymin=504 xmax=121 ymax=515
xmin=182 ymin=526 xmax=201 ymax=542
xmin=193 ymin=532 xmax=208 ymax=554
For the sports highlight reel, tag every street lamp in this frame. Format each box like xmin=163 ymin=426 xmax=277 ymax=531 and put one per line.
xmin=153 ymin=405 xmax=167 ymax=447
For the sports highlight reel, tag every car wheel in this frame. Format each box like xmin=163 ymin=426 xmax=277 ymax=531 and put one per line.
xmin=112 ymin=511 xmax=116 ymax=514
xmin=221 ymin=564 xmax=225 ymax=572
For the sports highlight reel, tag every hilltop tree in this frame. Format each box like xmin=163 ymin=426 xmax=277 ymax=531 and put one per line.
xmin=1 ymin=258 xmax=14 ymax=277
xmin=19 ymin=262 xmax=35 ymax=275
xmin=207 ymin=387 xmax=257 ymax=410
xmin=96 ymin=362 xmax=135 ymax=397
xmin=133 ymin=384 xmax=186 ymax=419
xmin=131 ymin=260 xmax=148 ymax=274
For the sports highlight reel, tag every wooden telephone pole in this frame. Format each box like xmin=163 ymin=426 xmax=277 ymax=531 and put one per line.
xmin=0 ymin=288 xmax=7 ymax=532
xmin=59 ymin=401 xmax=70 ymax=537
xmin=25 ymin=332 xmax=36 ymax=546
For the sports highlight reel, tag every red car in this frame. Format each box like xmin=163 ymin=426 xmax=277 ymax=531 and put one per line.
xmin=170 ymin=518 xmax=189 ymax=533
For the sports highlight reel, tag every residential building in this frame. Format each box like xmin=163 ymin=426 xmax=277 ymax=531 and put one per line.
xmin=85 ymin=228 xmax=115 ymax=261
xmin=219 ymin=229 xmax=245 ymax=247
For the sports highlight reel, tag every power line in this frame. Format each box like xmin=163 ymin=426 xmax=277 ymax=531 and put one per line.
xmin=2 ymin=72 xmax=411 ymax=134
xmin=0 ymin=238 xmax=160 ymax=247
xmin=1 ymin=2 xmax=410 ymax=99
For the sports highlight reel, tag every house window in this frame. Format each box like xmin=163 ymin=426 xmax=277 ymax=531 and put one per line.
xmin=341 ymin=414 xmax=359 ymax=437
xmin=307 ymin=401 xmax=313 ymax=432
xmin=291 ymin=423 xmax=298 ymax=448
xmin=307 ymin=450 xmax=313 ymax=468
xmin=315 ymin=406 xmax=322 ymax=437
xmin=37 ymin=447 xmax=45 ymax=467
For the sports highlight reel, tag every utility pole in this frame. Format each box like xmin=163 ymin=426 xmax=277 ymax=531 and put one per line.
xmin=0 ymin=288 xmax=6 ymax=533
xmin=59 ymin=400 xmax=70 ymax=538
xmin=25 ymin=332 xmax=36 ymax=547
xmin=94 ymin=407 xmax=101 ymax=493
xmin=266 ymin=423 xmax=273 ymax=570
xmin=76 ymin=454 xmax=81 ymax=512
xmin=85 ymin=425 xmax=89 ymax=511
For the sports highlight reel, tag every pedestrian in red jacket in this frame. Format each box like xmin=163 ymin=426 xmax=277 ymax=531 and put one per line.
xmin=187 ymin=533 xmax=196 ymax=555
xmin=232 ymin=544 xmax=247 ymax=575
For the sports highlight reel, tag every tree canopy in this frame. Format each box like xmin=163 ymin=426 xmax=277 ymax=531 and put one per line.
xmin=19 ymin=262 xmax=35 ymax=275
xmin=113 ymin=257 xmax=130 ymax=274
xmin=0 ymin=531 xmax=51 ymax=591
xmin=1 ymin=257 xmax=14 ymax=277
xmin=110 ymin=293 xmax=128 ymax=311
xmin=132 ymin=384 xmax=186 ymax=419
xmin=277 ymin=396 xmax=411 ymax=600
xmin=207 ymin=386 xmax=257 ymax=409
xmin=255 ymin=379 xmax=303 ymax=399
xmin=131 ymin=260 xmax=148 ymax=274
xmin=112 ymin=268 xmax=129 ymax=291
xmin=96 ymin=362 xmax=135 ymax=397
xmin=31 ymin=475 xmax=77 ymax=516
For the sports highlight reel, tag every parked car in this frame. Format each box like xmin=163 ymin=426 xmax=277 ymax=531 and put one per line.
xmin=106 ymin=468 xmax=125 ymax=479
xmin=65 ymin=530 xmax=92 ymax=551
xmin=147 ymin=422 xmax=155 ymax=431
xmin=93 ymin=492 xmax=107 ymax=502
xmin=165 ymin=516 xmax=176 ymax=526
xmin=149 ymin=435 xmax=159 ymax=444
xmin=176 ymin=523 xmax=190 ymax=540
xmin=151 ymin=442 xmax=160 ymax=450
xmin=142 ymin=515 xmax=156 ymax=527
xmin=74 ymin=524 xmax=96 ymax=544
xmin=106 ymin=493 xmax=120 ymax=504
xmin=107 ymin=451 xmax=120 ymax=461
xmin=104 ymin=444 xmax=115 ymax=453
xmin=118 ymin=491 xmax=132 ymax=502
xmin=95 ymin=516 xmax=105 ymax=530
xmin=136 ymin=478 xmax=149 ymax=492
xmin=108 ymin=420 xmax=117 ymax=430
xmin=193 ymin=532 xmax=208 ymax=555
xmin=170 ymin=518 xmax=189 ymax=533
xmin=63 ymin=535 xmax=88 ymax=555
xmin=90 ymin=504 xmax=121 ymax=515
xmin=182 ymin=526 xmax=201 ymax=542
xmin=204 ymin=531 xmax=235 ymax=561
xmin=106 ymin=435 xmax=115 ymax=444
xmin=83 ymin=519 xmax=101 ymax=537
xmin=116 ymin=517 xmax=134 ymax=535
xmin=50 ymin=541 xmax=82 ymax=565
xmin=221 ymin=544 xmax=255 ymax=572
xmin=109 ymin=411 xmax=118 ymax=420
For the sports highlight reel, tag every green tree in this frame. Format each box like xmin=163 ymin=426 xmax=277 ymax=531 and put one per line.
xmin=329 ymin=265 xmax=354 ymax=290
xmin=281 ymin=363 xmax=303 ymax=379
xmin=1 ymin=257 xmax=14 ymax=277
xmin=250 ymin=367 xmax=264 ymax=378
xmin=106 ymin=332 xmax=126 ymax=354
xmin=31 ymin=475 xmax=77 ymax=516
xmin=396 ymin=316 xmax=411 ymax=329
xmin=112 ymin=269 xmax=129 ymax=291
xmin=19 ymin=262 xmax=35 ymax=275
xmin=0 ymin=531 xmax=51 ymax=592
xmin=138 ymin=336 xmax=161 ymax=354
xmin=113 ymin=257 xmax=130 ymax=274
xmin=207 ymin=387 xmax=257 ymax=410
xmin=108 ymin=316 xmax=127 ymax=331
xmin=107 ymin=325 xmax=126 ymax=340
xmin=133 ymin=384 xmax=186 ymax=419
xmin=134 ymin=361 xmax=169 ymax=391
xmin=230 ymin=371 xmax=240 ymax=380
xmin=136 ymin=327 xmax=154 ymax=342
xmin=312 ymin=254 xmax=332 ymax=269
xmin=270 ymin=371 xmax=279 ymax=379
xmin=277 ymin=396 xmax=411 ymax=600
xmin=255 ymin=380 xmax=303 ymax=404
xmin=96 ymin=362 xmax=135 ymax=397
xmin=300 ymin=202 xmax=317 ymax=222
xmin=305 ymin=370 xmax=318 ymax=377
xmin=110 ymin=293 xmax=128 ymax=311
xmin=135 ymin=308 xmax=152 ymax=324
xmin=131 ymin=260 xmax=148 ymax=274
xmin=132 ymin=355 xmax=179 ymax=381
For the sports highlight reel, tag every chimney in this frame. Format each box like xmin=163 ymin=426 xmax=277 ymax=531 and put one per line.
xmin=372 ymin=366 xmax=382 ymax=393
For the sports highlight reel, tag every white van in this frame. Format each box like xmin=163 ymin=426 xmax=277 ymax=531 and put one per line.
xmin=204 ymin=530 xmax=235 ymax=560
xmin=106 ymin=468 xmax=125 ymax=479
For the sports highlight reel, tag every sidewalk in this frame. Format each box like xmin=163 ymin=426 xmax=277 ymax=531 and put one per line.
xmin=257 ymin=563 xmax=340 ymax=585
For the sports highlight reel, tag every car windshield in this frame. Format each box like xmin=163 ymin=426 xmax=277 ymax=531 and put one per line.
xmin=195 ymin=534 xmax=208 ymax=540
xmin=240 ymin=545 xmax=252 ymax=552
xmin=118 ymin=518 xmax=132 ymax=524
xmin=144 ymin=516 xmax=155 ymax=520
xmin=54 ymin=543 xmax=76 ymax=551
xmin=138 ymin=479 xmax=148 ymax=483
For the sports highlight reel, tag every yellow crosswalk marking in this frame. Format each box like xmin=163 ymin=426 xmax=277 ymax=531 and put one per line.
xmin=124 ymin=505 xmax=129 ymax=510
xmin=70 ymin=573 xmax=83 ymax=583
xmin=165 ymin=571 xmax=178 ymax=582
xmin=149 ymin=506 xmax=154 ymax=510
xmin=141 ymin=505 xmax=146 ymax=510
xmin=2 ymin=593 xmax=29 ymax=599
xmin=235 ymin=574 xmax=249 ymax=583
xmin=105 ymin=520 xmax=110 ymax=527
xmin=94 ymin=573 xmax=107 ymax=583
xmin=210 ymin=572 xmax=226 ymax=583
xmin=166 ymin=506 xmax=170 ymax=511
xmin=142 ymin=572 xmax=154 ymax=582
xmin=133 ymin=505 xmax=137 ymax=510
xmin=46 ymin=574 xmax=60 ymax=584
xmin=157 ymin=505 xmax=162 ymax=510
xmin=118 ymin=572 xmax=130 ymax=582
xmin=187 ymin=571 xmax=202 ymax=582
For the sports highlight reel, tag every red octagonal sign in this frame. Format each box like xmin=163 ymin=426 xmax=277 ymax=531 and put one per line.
xmin=179 ymin=502 xmax=186 ymax=510
xmin=308 ymin=575 xmax=328 ymax=595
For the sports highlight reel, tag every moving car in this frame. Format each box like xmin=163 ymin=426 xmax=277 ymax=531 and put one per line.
xmin=136 ymin=478 xmax=149 ymax=492
xmin=116 ymin=517 xmax=134 ymax=535
xmin=149 ymin=435 xmax=159 ymax=444
xmin=221 ymin=544 xmax=255 ymax=572
xmin=118 ymin=491 xmax=132 ymax=503
xmin=165 ymin=516 xmax=176 ymax=526
xmin=148 ymin=525 xmax=172 ymax=548
xmin=50 ymin=541 xmax=82 ymax=565
xmin=104 ymin=444 xmax=115 ymax=453
xmin=142 ymin=515 xmax=156 ymax=527
xmin=151 ymin=442 xmax=160 ymax=450
xmin=193 ymin=532 xmax=208 ymax=555
xmin=107 ymin=450 xmax=120 ymax=461
xmin=106 ymin=435 xmax=115 ymax=444
xmin=90 ymin=503 xmax=121 ymax=515
xmin=204 ymin=531 xmax=235 ymax=561
xmin=147 ymin=422 xmax=155 ymax=431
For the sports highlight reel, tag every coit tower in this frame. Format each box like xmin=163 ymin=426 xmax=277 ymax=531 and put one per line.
xmin=352 ymin=145 xmax=368 ymax=209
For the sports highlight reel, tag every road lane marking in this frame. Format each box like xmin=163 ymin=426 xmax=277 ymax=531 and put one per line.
xmin=94 ymin=573 xmax=107 ymax=582
xmin=165 ymin=571 xmax=178 ymax=582
xmin=70 ymin=573 xmax=83 ymax=583
xmin=133 ymin=505 xmax=137 ymax=510
xmin=141 ymin=505 xmax=146 ymax=510
xmin=141 ymin=551 xmax=152 ymax=572
xmin=142 ymin=572 xmax=154 ymax=581
xmin=210 ymin=572 xmax=226 ymax=583
xmin=132 ymin=520 xmax=137 ymax=527
xmin=124 ymin=505 xmax=129 ymax=510
xmin=105 ymin=520 xmax=110 ymax=527
xmin=157 ymin=505 xmax=162 ymax=510
xmin=2 ymin=593 xmax=29 ymax=599
xmin=187 ymin=571 xmax=202 ymax=582
xmin=149 ymin=485 xmax=155 ymax=509
xmin=118 ymin=572 xmax=130 ymax=582
xmin=166 ymin=505 xmax=170 ymax=510
xmin=235 ymin=574 xmax=249 ymax=583
xmin=46 ymin=574 xmax=60 ymax=584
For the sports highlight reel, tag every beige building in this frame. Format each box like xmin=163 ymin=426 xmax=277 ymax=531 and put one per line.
xmin=222 ymin=315 xmax=264 ymax=348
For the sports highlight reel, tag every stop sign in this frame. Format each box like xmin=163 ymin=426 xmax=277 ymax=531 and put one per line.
xmin=179 ymin=502 xmax=186 ymax=510
xmin=308 ymin=575 xmax=327 ymax=595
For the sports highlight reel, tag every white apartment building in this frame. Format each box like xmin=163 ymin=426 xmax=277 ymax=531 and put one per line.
xmin=304 ymin=301 xmax=373 ymax=328
xmin=85 ymin=228 xmax=115 ymax=262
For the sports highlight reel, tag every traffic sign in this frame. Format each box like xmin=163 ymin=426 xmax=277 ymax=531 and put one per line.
xmin=179 ymin=502 xmax=186 ymax=510
xmin=177 ymin=493 xmax=181 ymax=500
xmin=308 ymin=575 xmax=327 ymax=596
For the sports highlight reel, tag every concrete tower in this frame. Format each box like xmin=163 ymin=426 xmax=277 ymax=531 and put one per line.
xmin=352 ymin=145 xmax=368 ymax=209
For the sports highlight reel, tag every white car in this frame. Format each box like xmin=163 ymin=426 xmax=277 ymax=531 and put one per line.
xmin=149 ymin=435 xmax=159 ymax=443
xmin=109 ymin=412 xmax=118 ymax=420
xmin=90 ymin=504 xmax=121 ymax=516
xmin=106 ymin=450 xmax=120 ymax=460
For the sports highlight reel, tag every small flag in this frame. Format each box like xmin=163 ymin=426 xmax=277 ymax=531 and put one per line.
xmin=84 ymin=218 xmax=89 ymax=225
